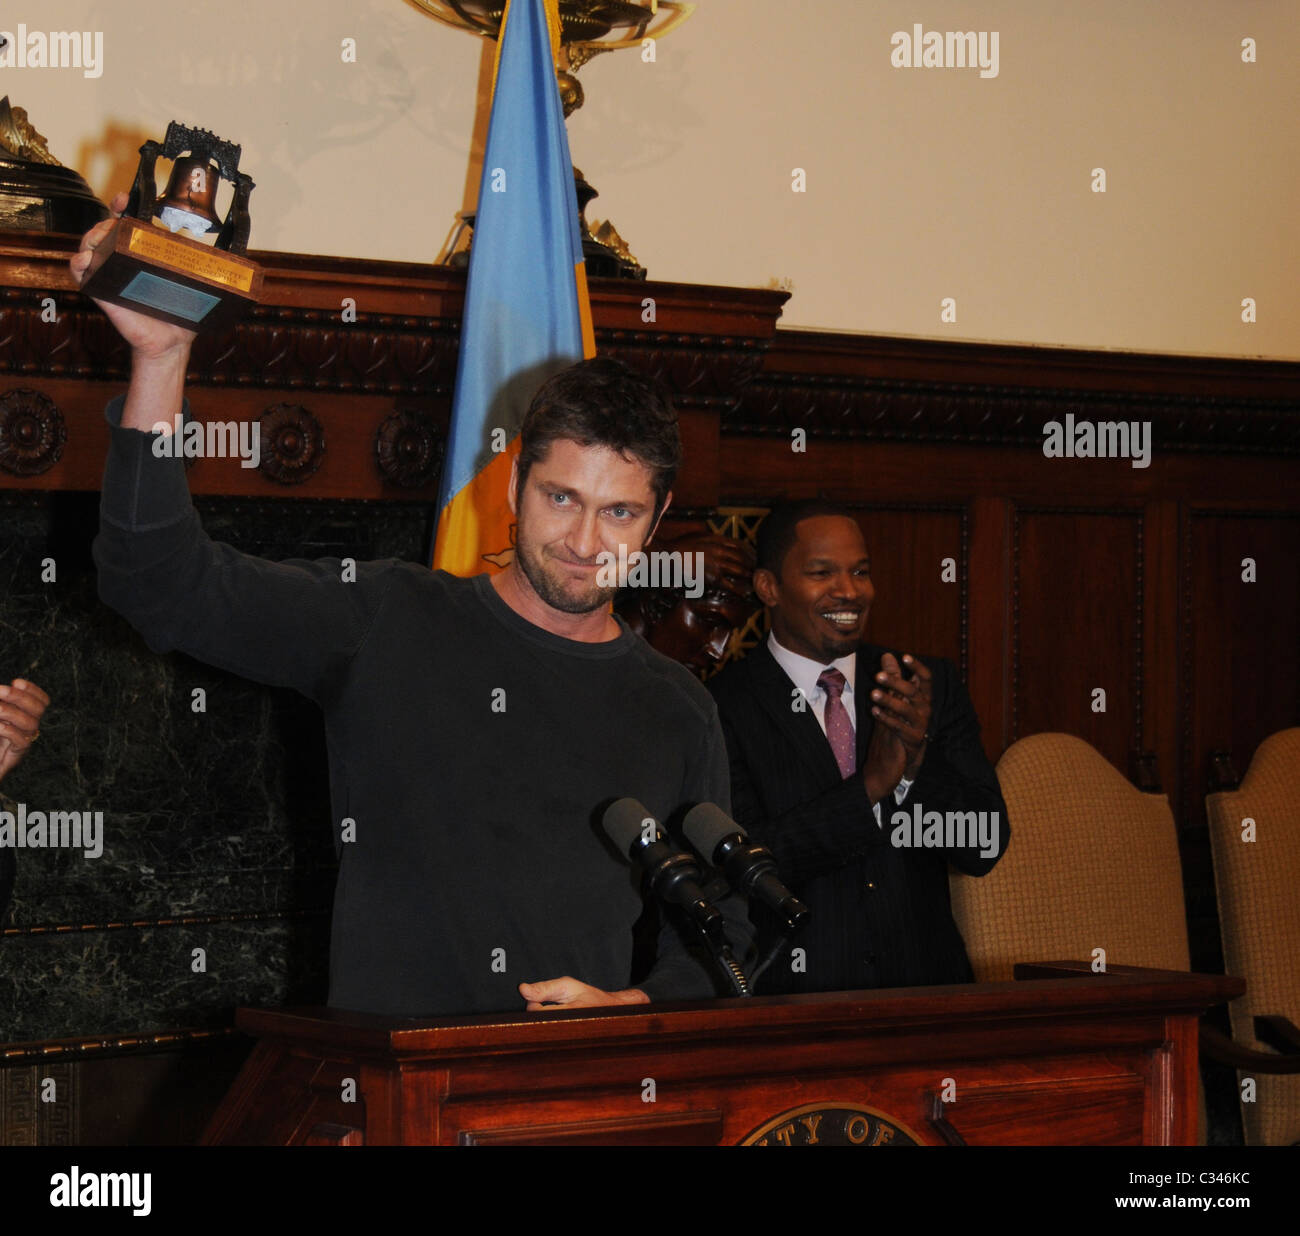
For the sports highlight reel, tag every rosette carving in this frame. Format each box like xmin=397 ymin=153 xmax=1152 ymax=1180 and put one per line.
xmin=374 ymin=408 xmax=442 ymax=489
xmin=257 ymin=403 xmax=324 ymax=485
xmin=0 ymin=388 xmax=65 ymax=475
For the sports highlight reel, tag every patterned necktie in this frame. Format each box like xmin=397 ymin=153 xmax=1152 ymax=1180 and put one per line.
xmin=817 ymin=668 xmax=856 ymax=779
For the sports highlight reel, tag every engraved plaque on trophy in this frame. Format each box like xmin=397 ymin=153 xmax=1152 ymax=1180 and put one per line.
xmin=80 ymin=122 xmax=262 ymax=332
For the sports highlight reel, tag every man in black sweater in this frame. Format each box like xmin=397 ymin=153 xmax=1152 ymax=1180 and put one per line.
xmin=73 ymin=199 xmax=750 ymax=1018
xmin=707 ymin=500 xmax=1009 ymax=995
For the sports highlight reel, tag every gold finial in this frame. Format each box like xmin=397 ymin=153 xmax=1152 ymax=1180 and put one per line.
xmin=0 ymin=97 xmax=61 ymax=166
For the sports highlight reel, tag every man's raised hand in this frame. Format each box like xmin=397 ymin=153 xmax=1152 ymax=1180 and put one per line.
xmin=862 ymin=652 xmax=934 ymax=804
xmin=872 ymin=653 xmax=932 ymax=780
xmin=69 ymin=191 xmax=198 ymax=360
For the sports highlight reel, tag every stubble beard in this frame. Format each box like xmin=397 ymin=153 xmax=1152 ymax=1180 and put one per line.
xmin=514 ymin=535 xmax=615 ymax=615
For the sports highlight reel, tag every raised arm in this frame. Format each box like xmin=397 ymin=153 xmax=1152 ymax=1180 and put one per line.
xmin=75 ymin=196 xmax=394 ymax=701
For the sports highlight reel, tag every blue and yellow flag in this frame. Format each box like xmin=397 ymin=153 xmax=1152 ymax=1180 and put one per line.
xmin=432 ymin=0 xmax=596 ymax=575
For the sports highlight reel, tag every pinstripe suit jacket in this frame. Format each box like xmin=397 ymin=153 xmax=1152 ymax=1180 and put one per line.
xmin=706 ymin=640 xmax=1009 ymax=995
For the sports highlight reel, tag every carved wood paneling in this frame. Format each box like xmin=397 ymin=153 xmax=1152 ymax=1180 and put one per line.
xmin=374 ymin=408 xmax=442 ymax=489
xmin=1012 ymin=508 xmax=1144 ymax=772
xmin=601 ymin=332 xmax=769 ymax=413
xmin=733 ymin=328 xmax=1300 ymax=454
xmin=852 ymin=504 xmax=970 ymax=677
xmin=257 ymin=403 xmax=325 ymax=485
xmin=1181 ymin=511 xmax=1300 ymax=837
xmin=0 ymin=236 xmax=789 ymax=502
xmin=732 ymin=372 xmax=1300 ymax=454
xmin=0 ymin=387 xmax=64 ymax=475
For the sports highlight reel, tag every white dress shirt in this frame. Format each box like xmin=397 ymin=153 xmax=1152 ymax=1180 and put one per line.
xmin=767 ymin=631 xmax=912 ymax=828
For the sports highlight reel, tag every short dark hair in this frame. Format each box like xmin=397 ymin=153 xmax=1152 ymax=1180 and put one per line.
xmin=517 ymin=356 xmax=680 ymax=521
xmin=756 ymin=499 xmax=860 ymax=577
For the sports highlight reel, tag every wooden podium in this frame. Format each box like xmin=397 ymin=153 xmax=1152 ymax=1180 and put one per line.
xmin=202 ymin=962 xmax=1242 ymax=1147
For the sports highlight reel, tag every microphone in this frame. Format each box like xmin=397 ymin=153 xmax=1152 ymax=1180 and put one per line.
xmin=683 ymin=803 xmax=810 ymax=934
xmin=601 ymin=798 xmax=727 ymax=949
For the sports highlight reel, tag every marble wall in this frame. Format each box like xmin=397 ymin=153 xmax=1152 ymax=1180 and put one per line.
xmin=0 ymin=490 xmax=432 ymax=1045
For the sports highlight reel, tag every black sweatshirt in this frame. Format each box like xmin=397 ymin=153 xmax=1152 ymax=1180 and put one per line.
xmin=93 ymin=396 xmax=748 ymax=1017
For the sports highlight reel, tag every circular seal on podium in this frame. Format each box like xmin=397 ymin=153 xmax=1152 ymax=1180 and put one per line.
xmin=742 ymin=1103 xmax=922 ymax=1147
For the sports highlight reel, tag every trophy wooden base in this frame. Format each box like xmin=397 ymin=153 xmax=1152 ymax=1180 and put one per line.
xmin=79 ymin=215 xmax=262 ymax=332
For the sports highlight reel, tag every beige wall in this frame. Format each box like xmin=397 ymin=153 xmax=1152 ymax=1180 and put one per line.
xmin=16 ymin=0 xmax=1300 ymax=358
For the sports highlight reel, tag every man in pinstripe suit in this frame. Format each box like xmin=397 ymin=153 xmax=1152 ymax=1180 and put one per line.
xmin=706 ymin=500 xmax=1009 ymax=995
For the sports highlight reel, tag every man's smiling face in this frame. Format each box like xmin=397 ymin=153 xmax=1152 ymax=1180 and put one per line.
xmin=756 ymin=514 xmax=873 ymax=663
xmin=510 ymin=437 xmax=664 ymax=615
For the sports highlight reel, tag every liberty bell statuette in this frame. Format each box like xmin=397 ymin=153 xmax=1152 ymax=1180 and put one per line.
xmin=80 ymin=122 xmax=262 ymax=332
